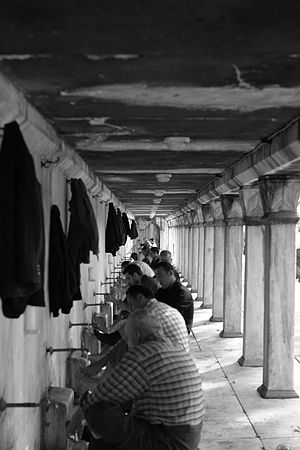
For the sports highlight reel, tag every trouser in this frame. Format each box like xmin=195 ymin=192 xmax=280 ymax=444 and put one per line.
xmin=85 ymin=402 xmax=202 ymax=450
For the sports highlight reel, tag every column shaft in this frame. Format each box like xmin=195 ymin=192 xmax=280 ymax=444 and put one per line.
xmin=202 ymin=225 xmax=214 ymax=308
xmin=191 ymin=226 xmax=200 ymax=291
xmin=220 ymin=223 xmax=243 ymax=337
xmin=257 ymin=222 xmax=298 ymax=397
xmin=239 ymin=224 xmax=264 ymax=366
xmin=197 ymin=225 xmax=205 ymax=301
xmin=210 ymin=224 xmax=225 ymax=322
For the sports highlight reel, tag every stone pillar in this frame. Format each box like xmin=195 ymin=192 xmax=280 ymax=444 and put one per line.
xmin=184 ymin=221 xmax=190 ymax=280
xmin=187 ymin=210 xmax=195 ymax=284
xmin=220 ymin=195 xmax=244 ymax=338
xmin=210 ymin=199 xmax=225 ymax=322
xmin=202 ymin=204 xmax=214 ymax=309
xmin=178 ymin=216 xmax=185 ymax=274
xmin=196 ymin=207 xmax=205 ymax=301
xmin=190 ymin=211 xmax=200 ymax=291
xmin=238 ymin=185 xmax=264 ymax=367
xmin=257 ymin=175 xmax=300 ymax=399
xmin=172 ymin=220 xmax=179 ymax=267
xmin=175 ymin=224 xmax=180 ymax=267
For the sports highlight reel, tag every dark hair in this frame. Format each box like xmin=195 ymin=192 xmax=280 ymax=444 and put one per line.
xmin=130 ymin=252 xmax=138 ymax=261
xmin=154 ymin=261 xmax=174 ymax=272
xmin=123 ymin=264 xmax=142 ymax=276
xmin=150 ymin=246 xmax=159 ymax=255
xmin=121 ymin=260 xmax=131 ymax=270
xmin=126 ymin=285 xmax=153 ymax=300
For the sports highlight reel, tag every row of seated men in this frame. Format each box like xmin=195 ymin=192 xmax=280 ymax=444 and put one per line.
xmin=78 ymin=251 xmax=205 ymax=450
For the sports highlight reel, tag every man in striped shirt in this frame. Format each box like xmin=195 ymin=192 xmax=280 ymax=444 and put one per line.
xmin=83 ymin=308 xmax=205 ymax=450
xmin=82 ymin=285 xmax=189 ymax=377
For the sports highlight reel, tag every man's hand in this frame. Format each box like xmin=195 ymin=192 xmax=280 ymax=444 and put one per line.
xmin=80 ymin=390 xmax=93 ymax=411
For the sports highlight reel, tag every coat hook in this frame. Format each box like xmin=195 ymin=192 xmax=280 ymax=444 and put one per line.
xmin=41 ymin=156 xmax=60 ymax=169
xmin=92 ymin=192 xmax=103 ymax=199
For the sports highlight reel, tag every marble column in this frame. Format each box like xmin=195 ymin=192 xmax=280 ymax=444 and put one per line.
xmin=178 ymin=216 xmax=185 ymax=274
xmin=183 ymin=222 xmax=189 ymax=278
xmin=257 ymin=175 xmax=300 ymax=399
xmin=185 ymin=223 xmax=190 ymax=280
xmin=220 ymin=195 xmax=244 ymax=338
xmin=238 ymin=185 xmax=264 ymax=367
xmin=173 ymin=222 xmax=179 ymax=268
xmin=202 ymin=204 xmax=214 ymax=309
xmin=196 ymin=208 xmax=205 ymax=302
xmin=210 ymin=199 xmax=225 ymax=322
xmin=191 ymin=220 xmax=200 ymax=292
xmin=188 ymin=226 xmax=193 ymax=284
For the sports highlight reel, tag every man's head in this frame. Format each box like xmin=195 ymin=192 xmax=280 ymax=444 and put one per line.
xmin=126 ymin=285 xmax=153 ymax=311
xmin=159 ymin=250 xmax=172 ymax=263
xmin=125 ymin=308 xmax=164 ymax=348
xmin=141 ymin=245 xmax=150 ymax=258
xmin=121 ymin=260 xmax=131 ymax=271
xmin=123 ymin=263 xmax=143 ymax=286
xmin=149 ymin=246 xmax=159 ymax=260
xmin=154 ymin=261 xmax=177 ymax=289
xmin=130 ymin=252 xmax=138 ymax=261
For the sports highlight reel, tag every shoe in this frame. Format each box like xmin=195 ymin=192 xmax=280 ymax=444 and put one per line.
xmin=93 ymin=329 xmax=121 ymax=346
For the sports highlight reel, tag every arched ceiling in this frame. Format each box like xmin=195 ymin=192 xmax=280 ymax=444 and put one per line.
xmin=1 ymin=0 xmax=300 ymax=218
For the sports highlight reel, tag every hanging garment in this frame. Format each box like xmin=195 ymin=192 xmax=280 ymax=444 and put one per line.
xmin=105 ymin=203 xmax=121 ymax=256
xmin=122 ymin=212 xmax=131 ymax=243
xmin=49 ymin=205 xmax=78 ymax=317
xmin=130 ymin=219 xmax=138 ymax=240
xmin=67 ymin=179 xmax=99 ymax=299
xmin=0 ymin=121 xmax=45 ymax=318
xmin=117 ymin=208 xmax=126 ymax=246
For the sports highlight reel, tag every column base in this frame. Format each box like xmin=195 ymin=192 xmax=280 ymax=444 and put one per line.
xmin=209 ymin=315 xmax=223 ymax=322
xmin=257 ymin=384 xmax=299 ymax=399
xmin=238 ymin=355 xmax=262 ymax=367
xmin=219 ymin=330 xmax=243 ymax=338
xmin=201 ymin=303 xmax=212 ymax=309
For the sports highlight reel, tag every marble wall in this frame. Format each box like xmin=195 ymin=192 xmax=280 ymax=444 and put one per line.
xmin=0 ymin=147 xmax=130 ymax=449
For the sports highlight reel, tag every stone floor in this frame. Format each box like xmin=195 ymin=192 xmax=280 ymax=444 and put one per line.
xmin=191 ymin=282 xmax=300 ymax=450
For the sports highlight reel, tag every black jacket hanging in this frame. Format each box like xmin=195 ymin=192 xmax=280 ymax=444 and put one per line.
xmin=122 ymin=212 xmax=131 ymax=243
xmin=105 ymin=203 xmax=121 ymax=256
xmin=0 ymin=121 xmax=45 ymax=318
xmin=67 ymin=179 xmax=99 ymax=299
xmin=130 ymin=219 xmax=139 ymax=240
xmin=49 ymin=205 xmax=78 ymax=317
xmin=117 ymin=208 xmax=126 ymax=246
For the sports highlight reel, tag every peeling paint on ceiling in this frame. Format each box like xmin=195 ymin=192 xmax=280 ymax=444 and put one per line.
xmin=61 ymin=84 xmax=300 ymax=111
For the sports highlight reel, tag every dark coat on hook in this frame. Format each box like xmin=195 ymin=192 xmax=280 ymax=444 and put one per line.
xmin=0 ymin=121 xmax=45 ymax=318
xmin=117 ymin=208 xmax=126 ymax=246
xmin=105 ymin=203 xmax=122 ymax=256
xmin=49 ymin=205 xmax=78 ymax=317
xmin=67 ymin=179 xmax=99 ymax=299
xmin=130 ymin=219 xmax=139 ymax=240
xmin=122 ymin=212 xmax=131 ymax=243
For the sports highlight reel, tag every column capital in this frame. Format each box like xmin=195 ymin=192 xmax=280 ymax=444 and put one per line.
xmin=202 ymin=203 xmax=214 ymax=226
xmin=186 ymin=209 xmax=196 ymax=226
xmin=240 ymin=185 xmax=264 ymax=225
xmin=177 ymin=215 xmax=185 ymax=227
xmin=194 ymin=205 xmax=205 ymax=225
xmin=210 ymin=199 xmax=225 ymax=225
xmin=259 ymin=174 xmax=300 ymax=224
xmin=221 ymin=194 xmax=244 ymax=226
xmin=182 ymin=214 xmax=190 ymax=228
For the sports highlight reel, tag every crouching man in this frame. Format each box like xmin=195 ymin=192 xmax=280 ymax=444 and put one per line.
xmin=82 ymin=308 xmax=205 ymax=450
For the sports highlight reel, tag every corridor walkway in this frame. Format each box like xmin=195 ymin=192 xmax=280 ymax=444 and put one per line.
xmin=191 ymin=283 xmax=300 ymax=450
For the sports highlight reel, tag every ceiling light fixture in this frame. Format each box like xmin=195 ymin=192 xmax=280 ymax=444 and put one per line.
xmin=164 ymin=136 xmax=190 ymax=150
xmin=156 ymin=173 xmax=172 ymax=183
